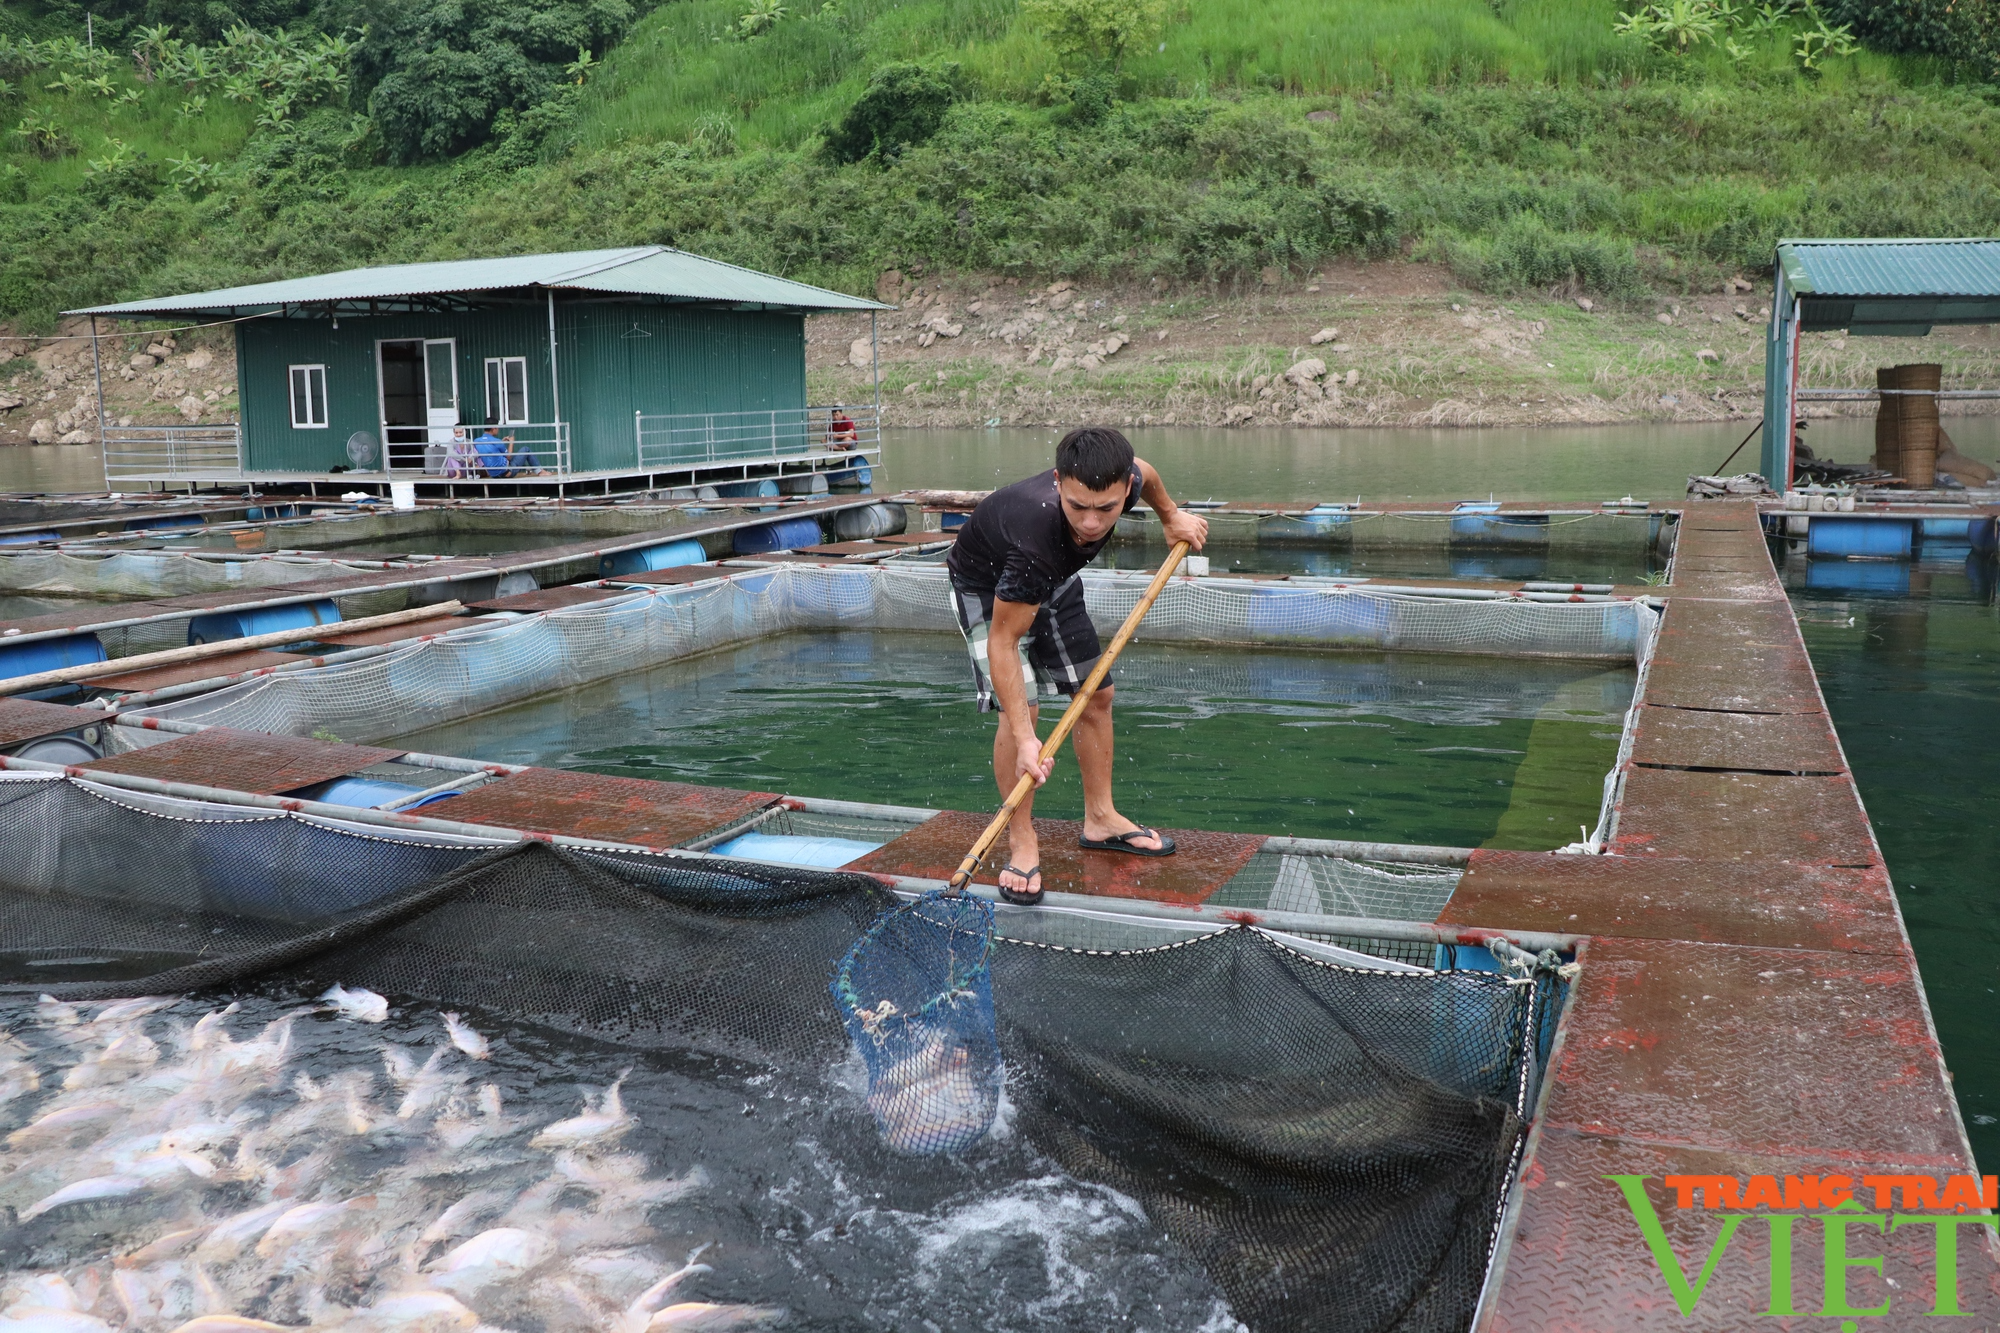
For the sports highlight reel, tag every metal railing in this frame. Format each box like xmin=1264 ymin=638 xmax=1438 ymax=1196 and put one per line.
xmin=634 ymin=405 xmax=881 ymax=471
xmin=384 ymin=422 xmax=572 ymax=478
xmin=102 ymin=425 xmax=245 ymax=481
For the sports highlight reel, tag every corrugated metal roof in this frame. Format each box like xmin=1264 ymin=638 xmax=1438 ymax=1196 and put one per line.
xmin=68 ymin=247 xmax=887 ymax=316
xmin=1778 ymin=238 xmax=2000 ymax=297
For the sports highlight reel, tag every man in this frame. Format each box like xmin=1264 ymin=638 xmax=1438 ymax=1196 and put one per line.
xmin=945 ymin=426 xmax=1208 ymax=905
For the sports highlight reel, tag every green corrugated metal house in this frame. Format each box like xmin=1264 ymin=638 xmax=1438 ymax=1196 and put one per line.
xmin=72 ymin=248 xmax=887 ymax=491
xmin=1763 ymin=238 xmax=2000 ymax=491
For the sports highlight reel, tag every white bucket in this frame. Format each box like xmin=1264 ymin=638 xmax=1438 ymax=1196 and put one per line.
xmin=389 ymin=480 xmax=417 ymax=512
xmin=1185 ymin=555 xmax=1210 ymax=576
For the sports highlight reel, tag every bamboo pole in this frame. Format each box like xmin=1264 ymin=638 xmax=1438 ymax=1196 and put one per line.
xmin=946 ymin=541 xmax=1190 ymax=894
xmin=0 ymin=601 xmax=463 ymax=696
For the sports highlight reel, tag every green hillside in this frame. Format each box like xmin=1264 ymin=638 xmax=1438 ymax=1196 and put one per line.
xmin=0 ymin=0 xmax=1997 ymax=325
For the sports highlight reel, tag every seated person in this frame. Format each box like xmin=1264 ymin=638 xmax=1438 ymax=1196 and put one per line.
xmin=441 ymin=428 xmax=478 ymax=479
xmin=826 ymin=407 xmax=859 ymax=450
xmin=472 ymin=423 xmax=511 ymax=477
xmin=502 ymin=431 xmax=552 ymax=477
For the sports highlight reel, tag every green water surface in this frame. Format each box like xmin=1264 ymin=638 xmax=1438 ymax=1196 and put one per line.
xmin=393 ymin=631 xmax=1631 ymax=850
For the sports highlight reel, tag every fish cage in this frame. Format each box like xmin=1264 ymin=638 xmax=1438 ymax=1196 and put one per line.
xmin=0 ymin=772 xmax=1566 ymax=1333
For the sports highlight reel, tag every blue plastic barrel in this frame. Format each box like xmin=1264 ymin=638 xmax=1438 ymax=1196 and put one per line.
xmin=710 ymin=832 xmax=884 ymax=868
xmin=0 ymin=531 xmax=60 ymax=546
xmin=125 ymin=514 xmax=205 ymax=532
xmin=291 ymin=776 xmax=460 ymax=810
xmin=732 ymin=516 xmax=823 ymax=555
xmin=1972 ymin=517 xmax=1997 ymax=554
xmin=1806 ymin=517 xmax=1913 ymax=559
xmin=826 ymin=460 xmax=873 ymax=489
xmin=1805 ymin=559 xmax=1910 ymax=595
xmin=1919 ymin=516 xmax=1976 ymax=544
xmin=713 ymin=479 xmax=782 ymax=499
xmin=830 ymin=503 xmax=906 ymax=542
xmin=0 ymin=633 xmax=106 ymax=683
xmin=187 ymin=599 xmax=341 ymax=646
xmin=600 ymin=539 xmax=708 ymax=578
xmin=940 ymin=512 xmax=968 ymax=531
xmin=1450 ymin=509 xmax=1548 ymax=546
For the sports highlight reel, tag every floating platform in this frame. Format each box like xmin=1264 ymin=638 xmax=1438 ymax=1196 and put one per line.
xmin=0 ymin=492 xmax=1986 ymax=1325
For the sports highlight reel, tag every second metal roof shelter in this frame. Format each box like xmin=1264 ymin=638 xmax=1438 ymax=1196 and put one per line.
xmin=1763 ymin=238 xmax=2000 ymax=491
xmin=68 ymin=248 xmax=891 ymax=496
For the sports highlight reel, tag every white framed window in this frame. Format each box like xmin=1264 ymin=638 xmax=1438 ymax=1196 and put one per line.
xmin=288 ymin=363 xmax=328 ymax=429
xmin=484 ymin=356 xmax=530 ymax=426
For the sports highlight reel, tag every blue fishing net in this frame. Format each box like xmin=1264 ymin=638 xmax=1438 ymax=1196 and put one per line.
xmin=832 ymin=891 xmax=1002 ymax=1155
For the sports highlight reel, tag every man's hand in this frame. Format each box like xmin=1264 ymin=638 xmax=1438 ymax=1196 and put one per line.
xmin=1160 ymin=506 xmax=1208 ymax=552
xmin=1013 ymin=725 xmax=1055 ymax=788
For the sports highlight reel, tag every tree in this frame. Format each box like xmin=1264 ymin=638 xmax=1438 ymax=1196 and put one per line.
xmin=1021 ymin=0 xmax=1168 ymax=71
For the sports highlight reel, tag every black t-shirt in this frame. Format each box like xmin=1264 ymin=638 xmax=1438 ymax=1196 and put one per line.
xmin=945 ymin=467 xmax=1141 ymax=604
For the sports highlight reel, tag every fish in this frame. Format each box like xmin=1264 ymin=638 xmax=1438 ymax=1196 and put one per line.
xmin=62 ymin=1030 xmax=161 ymax=1091
xmin=254 ymin=1196 xmax=376 ymax=1259
xmin=163 ymin=1319 xmax=295 ymax=1333
xmin=330 ymin=1291 xmax=478 ymax=1333
xmin=416 ymin=1189 xmax=518 ymax=1249
xmin=121 ymin=1226 xmax=205 ymax=1264
xmin=433 ymin=1228 xmax=552 ymax=1274
xmin=440 ymin=1014 xmax=490 ymax=1060
xmin=35 ymin=994 xmax=82 ymax=1028
xmin=0 ymin=1059 xmax=40 ymax=1105
xmin=187 ymin=1004 xmax=241 ymax=1053
xmin=194 ymin=1200 xmax=291 ymax=1262
xmin=318 ymin=986 xmax=389 ymax=1024
xmin=647 ymin=1304 xmax=786 ymax=1331
xmin=7 ymin=1100 xmax=123 ymax=1149
xmin=18 ymin=1174 xmax=147 ymax=1221
xmin=863 ymin=1036 xmax=996 ymax=1154
xmin=91 ymin=997 xmax=174 ymax=1026
xmin=0 ymin=1308 xmax=115 ymax=1333
xmin=528 ymin=1072 xmax=632 ymax=1150
xmin=3 ymin=1275 xmax=85 ymax=1313
xmin=396 ymin=1050 xmax=465 ymax=1122
xmin=617 ymin=1260 xmax=714 ymax=1333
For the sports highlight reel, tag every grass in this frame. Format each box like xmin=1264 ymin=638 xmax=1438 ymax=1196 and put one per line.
xmin=0 ymin=0 xmax=1997 ymax=327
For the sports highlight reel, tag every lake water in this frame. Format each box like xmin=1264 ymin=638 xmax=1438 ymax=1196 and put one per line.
xmin=391 ymin=630 xmax=1634 ymax=852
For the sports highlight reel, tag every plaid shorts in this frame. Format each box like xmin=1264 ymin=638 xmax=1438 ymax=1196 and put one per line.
xmin=950 ymin=575 xmax=1103 ymax=713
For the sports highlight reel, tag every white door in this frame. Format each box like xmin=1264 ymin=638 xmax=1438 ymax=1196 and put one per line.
xmin=424 ymin=339 xmax=459 ymax=445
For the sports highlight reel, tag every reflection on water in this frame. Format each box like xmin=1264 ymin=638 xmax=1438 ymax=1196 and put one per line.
xmin=391 ymin=631 xmax=1633 ymax=851
xmin=1785 ymin=543 xmax=2000 ymax=1172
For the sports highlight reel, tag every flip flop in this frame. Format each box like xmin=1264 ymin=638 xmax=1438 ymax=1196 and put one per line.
xmin=1078 ymin=827 xmax=1177 ymax=858
xmin=999 ymin=865 xmax=1044 ymax=906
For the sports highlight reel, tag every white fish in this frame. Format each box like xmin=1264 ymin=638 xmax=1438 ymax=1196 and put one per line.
xmin=529 ymin=1072 xmax=632 ymax=1149
xmin=647 ymin=1304 xmax=785 ymax=1331
xmin=163 ymin=1320 xmax=293 ymax=1333
xmin=865 ymin=1036 xmax=995 ymax=1154
xmin=122 ymin=1226 xmax=205 ymax=1263
xmin=35 ymin=994 xmax=81 ymax=1028
xmin=62 ymin=1030 xmax=161 ymax=1091
xmin=440 ymin=1013 xmax=490 ymax=1060
xmin=382 ymin=1046 xmax=421 ymax=1088
xmin=91 ymin=997 xmax=174 ymax=1026
xmin=0 ymin=1059 xmax=40 ymax=1105
xmin=194 ymin=1199 xmax=291 ymax=1262
xmin=254 ymin=1196 xmax=375 ymax=1258
xmin=434 ymin=1228 xmax=552 ymax=1274
xmin=618 ymin=1261 xmax=714 ymax=1332
xmin=4 ymin=1275 xmax=84 ymax=1313
xmin=0 ymin=1308 xmax=115 ymax=1333
xmin=19 ymin=1174 xmax=147 ymax=1221
xmin=333 ymin=1291 xmax=478 ymax=1332
xmin=187 ymin=1004 xmax=240 ymax=1053
xmin=397 ymin=1050 xmax=465 ymax=1122
xmin=318 ymin=986 xmax=389 ymax=1024
xmin=7 ymin=1100 xmax=122 ymax=1149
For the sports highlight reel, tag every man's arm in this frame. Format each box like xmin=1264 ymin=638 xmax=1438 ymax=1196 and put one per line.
xmin=988 ymin=596 xmax=1055 ymax=789
xmin=1134 ymin=457 xmax=1209 ymax=551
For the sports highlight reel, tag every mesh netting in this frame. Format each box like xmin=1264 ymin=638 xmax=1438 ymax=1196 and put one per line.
xmin=0 ymin=550 xmax=375 ymax=600
xmin=834 ymin=892 xmax=1005 ymax=1154
xmin=0 ymin=818 xmax=1551 ymax=1333
xmin=120 ymin=565 xmax=1655 ymax=745
xmin=1209 ymin=852 xmax=1465 ymax=920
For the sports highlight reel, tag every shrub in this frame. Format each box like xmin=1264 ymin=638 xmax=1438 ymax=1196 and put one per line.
xmin=1449 ymin=216 xmax=1645 ymax=298
xmin=824 ymin=62 xmax=961 ymax=164
xmin=1020 ymin=0 xmax=1169 ymax=71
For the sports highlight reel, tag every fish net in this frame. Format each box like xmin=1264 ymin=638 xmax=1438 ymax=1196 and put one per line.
xmin=833 ymin=892 xmax=1004 ymax=1155
xmin=0 ymin=550 xmax=375 ymax=601
xmin=0 ymin=799 xmax=1555 ymax=1333
xmin=116 ymin=563 xmax=1655 ymax=746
